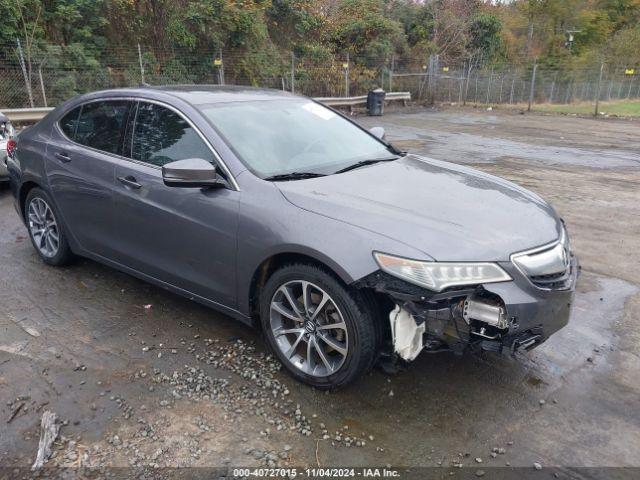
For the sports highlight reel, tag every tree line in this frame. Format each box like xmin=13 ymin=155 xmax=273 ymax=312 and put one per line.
xmin=1 ymin=0 xmax=639 ymax=103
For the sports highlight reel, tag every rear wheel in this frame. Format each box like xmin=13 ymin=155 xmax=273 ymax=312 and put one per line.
xmin=260 ymin=264 xmax=377 ymax=388
xmin=25 ymin=188 xmax=74 ymax=266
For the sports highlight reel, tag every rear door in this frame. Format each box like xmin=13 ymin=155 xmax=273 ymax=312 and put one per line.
xmin=110 ymin=101 xmax=239 ymax=308
xmin=46 ymin=100 xmax=132 ymax=258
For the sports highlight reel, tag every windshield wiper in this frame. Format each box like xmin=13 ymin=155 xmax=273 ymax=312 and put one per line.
xmin=333 ymin=157 xmax=398 ymax=174
xmin=264 ymin=172 xmax=327 ymax=181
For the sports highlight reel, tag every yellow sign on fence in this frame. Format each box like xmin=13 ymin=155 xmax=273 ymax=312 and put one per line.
xmin=442 ymin=66 xmax=449 ymax=72
xmin=625 ymin=68 xmax=635 ymax=75
xmin=214 ymin=59 xmax=222 ymax=66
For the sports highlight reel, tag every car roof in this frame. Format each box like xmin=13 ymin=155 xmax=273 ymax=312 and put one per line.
xmin=76 ymin=85 xmax=298 ymax=107
xmin=156 ymin=85 xmax=298 ymax=105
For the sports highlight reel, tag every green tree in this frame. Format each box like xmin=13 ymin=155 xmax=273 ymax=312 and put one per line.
xmin=469 ymin=12 xmax=503 ymax=61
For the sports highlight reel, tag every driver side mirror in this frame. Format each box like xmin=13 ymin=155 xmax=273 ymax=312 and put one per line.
xmin=369 ymin=126 xmax=386 ymax=140
xmin=162 ymin=158 xmax=222 ymax=188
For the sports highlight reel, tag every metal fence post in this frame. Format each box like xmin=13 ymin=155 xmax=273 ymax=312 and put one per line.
xmin=219 ymin=49 xmax=225 ymax=85
xmin=527 ymin=59 xmax=537 ymax=112
xmin=474 ymin=74 xmax=478 ymax=103
xmin=291 ymin=51 xmax=295 ymax=94
xmin=566 ymin=78 xmax=573 ymax=103
xmin=549 ymin=71 xmax=557 ymax=103
xmin=137 ymin=43 xmax=145 ymax=84
xmin=463 ymin=61 xmax=473 ymax=106
xmin=389 ymin=55 xmax=394 ymax=92
xmin=458 ymin=62 xmax=465 ymax=103
xmin=595 ymin=60 xmax=604 ymax=117
xmin=486 ymin=66 xmax=493 ymax=104
xmin=425 ymin=54 xmax=434 ymax=103
xmin=38 ymin=64 xmax=47 ymax=107
xmin=617 ymin=76 xmax=624 ymax=99
xmin=432 ymin=54 xmax=439 ymax=104
xmin=509 ymin=73 xmax=515 ymax=104
xmin=345 ymin=52 xmax=349 ymax=97
xmin=16 ymin=38 xmax=34 ymax=108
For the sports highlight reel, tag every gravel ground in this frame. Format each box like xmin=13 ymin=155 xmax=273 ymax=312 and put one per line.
xmin=1 ymin=106 xmax=639 ymax=474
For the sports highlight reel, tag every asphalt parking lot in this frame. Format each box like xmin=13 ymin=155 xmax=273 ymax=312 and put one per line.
xmin=1 ymin=107 xmax=639 ymax=473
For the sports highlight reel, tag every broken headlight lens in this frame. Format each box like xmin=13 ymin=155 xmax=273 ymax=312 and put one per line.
xmin=373 ymin=252 xmax=511 ymax=292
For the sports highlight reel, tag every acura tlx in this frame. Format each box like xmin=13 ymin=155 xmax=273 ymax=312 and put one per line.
xmin=7 ymin=86 xmax=578 ymax=388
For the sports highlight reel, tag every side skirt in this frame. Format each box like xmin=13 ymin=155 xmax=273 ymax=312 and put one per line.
xmin=76 ymin=249 xmax=253 ymax=326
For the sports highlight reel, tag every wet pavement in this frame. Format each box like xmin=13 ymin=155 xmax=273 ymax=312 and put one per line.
xmin=1 ymin=107 xmax=640 ymax=472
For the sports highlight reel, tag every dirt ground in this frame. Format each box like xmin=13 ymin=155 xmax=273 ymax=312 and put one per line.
xmin=1 ymin=107 xmax=639 ymax=476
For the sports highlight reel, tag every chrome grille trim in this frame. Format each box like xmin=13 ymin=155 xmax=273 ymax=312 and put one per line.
xmin=511 ymin=228 xmax=573 ymax=291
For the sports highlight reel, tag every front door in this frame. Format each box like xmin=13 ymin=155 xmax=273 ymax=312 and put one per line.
xmin=110 ymin=101 xmax=239 ymax=309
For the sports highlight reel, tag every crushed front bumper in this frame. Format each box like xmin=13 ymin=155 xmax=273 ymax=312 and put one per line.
xmin=480 ymin=255 xmax=578 ymax=352
xmin=357 ymin=254 xmax=579 ymax=358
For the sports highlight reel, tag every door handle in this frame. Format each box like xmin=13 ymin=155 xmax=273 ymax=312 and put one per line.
xmin=117 ymin=175 xmax=142 ymax=189
xmin=54 ymin=152 xmax=71 ymax=163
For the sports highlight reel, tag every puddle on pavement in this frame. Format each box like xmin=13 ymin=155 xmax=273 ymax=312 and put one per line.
xmin=525 ymin=273 xmax=637 ymax=380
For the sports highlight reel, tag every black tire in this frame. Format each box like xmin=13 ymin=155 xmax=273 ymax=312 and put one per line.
xmin=24 ymin=187 xmax=74 ymax=266
xmin=260 ymin=263 xmax=377 ymax=389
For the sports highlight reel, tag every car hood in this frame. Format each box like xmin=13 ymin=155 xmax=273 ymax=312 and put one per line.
xmin=276 ymin=155 xmax=561 ymax=261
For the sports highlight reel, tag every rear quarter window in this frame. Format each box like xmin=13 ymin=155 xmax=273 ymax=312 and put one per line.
xmin=59 ymin=106 xmax=82 ymax=139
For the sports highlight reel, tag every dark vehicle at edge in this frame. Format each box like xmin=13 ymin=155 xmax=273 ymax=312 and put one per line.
xmin=7 ymin=86 xmax=578 ymax=388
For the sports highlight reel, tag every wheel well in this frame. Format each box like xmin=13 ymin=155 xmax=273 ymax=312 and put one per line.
xmin=248 ymin=253 xmax=346 ymax=323
xmin=19 ymin=181 xmax=39 ymax=219
xmin=248 ymin=253 xmax=390 ymax=356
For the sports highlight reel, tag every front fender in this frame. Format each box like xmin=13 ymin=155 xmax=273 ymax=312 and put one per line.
xmin=235 ymin=173 xmax=428 ymax=316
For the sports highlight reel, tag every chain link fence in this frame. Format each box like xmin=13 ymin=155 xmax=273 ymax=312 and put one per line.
xmin=1 ymin=43 xmax=638 ymax=113
xmin=390 ymin=59 xmax=640 ymax=108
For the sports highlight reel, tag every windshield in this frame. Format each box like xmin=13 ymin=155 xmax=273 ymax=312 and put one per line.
xmin=201 ymin=99 xmax=394 ymax=178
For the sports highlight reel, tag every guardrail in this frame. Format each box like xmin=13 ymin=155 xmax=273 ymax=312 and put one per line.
xmin=3 ymin=107 xmax=55 ymax=123
xmin=1 ymin=92 xmax=412 ymax=123
xmin=315 ymin=92 xmax=412 ymax=111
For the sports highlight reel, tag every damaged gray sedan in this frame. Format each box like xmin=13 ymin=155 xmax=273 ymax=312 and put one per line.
xmin=9 ymin=86 xmax=578 ymax=388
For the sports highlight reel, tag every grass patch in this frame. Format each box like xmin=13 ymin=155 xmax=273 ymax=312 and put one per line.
xmin=531 ymin=100 xmax=640 ymax=117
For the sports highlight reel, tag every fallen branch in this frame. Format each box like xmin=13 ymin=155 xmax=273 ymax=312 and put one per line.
xmin=31 ymin=411 xmax=59 ymax=470
xmin=315 ymin=439 xmax=321 ymax=467
xmin=7 ymin=402 xmax=25 ymax=424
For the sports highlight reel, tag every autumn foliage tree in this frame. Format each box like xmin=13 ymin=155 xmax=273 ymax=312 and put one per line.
xmin=0 ymin=0 xmax=638 ymax=101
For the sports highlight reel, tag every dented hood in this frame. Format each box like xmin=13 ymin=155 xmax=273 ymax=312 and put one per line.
xmin=276 ymin=155 xmax=561 ymax=261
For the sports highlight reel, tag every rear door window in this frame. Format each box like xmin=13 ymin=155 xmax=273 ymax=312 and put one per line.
xmin=131 ymin=102 xmax=213 ymax=167
xmin=75 ymin=101 xmax=130 ymax=155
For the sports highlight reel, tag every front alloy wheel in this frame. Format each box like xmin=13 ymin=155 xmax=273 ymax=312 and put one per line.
xmin=260 ymin=264 xmax=377 ymax=388
xmin=270 ymin=280 xmax=348 ymax=377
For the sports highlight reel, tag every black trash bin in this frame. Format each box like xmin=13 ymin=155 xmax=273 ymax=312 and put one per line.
xmin=366 ymin=88 xmax=386 ymax=116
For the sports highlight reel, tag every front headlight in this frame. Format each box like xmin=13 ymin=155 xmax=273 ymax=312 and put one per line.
xmin=373 ymin=252 xmax=511 ymax=292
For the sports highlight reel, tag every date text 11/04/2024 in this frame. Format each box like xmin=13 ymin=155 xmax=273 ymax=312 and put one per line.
xmin=232 ymin=467 xmax=401 ymax=477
